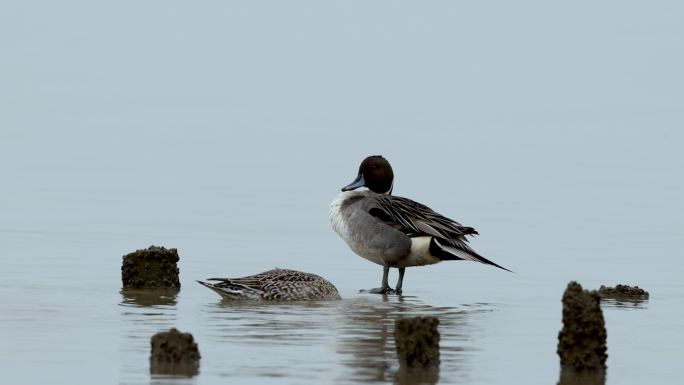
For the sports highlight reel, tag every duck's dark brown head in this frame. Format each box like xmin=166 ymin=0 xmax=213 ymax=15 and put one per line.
xmin=341 ymin=155 xmax=394 ymax=194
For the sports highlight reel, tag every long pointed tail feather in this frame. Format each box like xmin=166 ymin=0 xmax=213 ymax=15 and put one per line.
xmin=429 ymin=238 xmax=513 ymax=272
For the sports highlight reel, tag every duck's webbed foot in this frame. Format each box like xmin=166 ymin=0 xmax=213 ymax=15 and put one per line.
xmin=360 ymin=262 xmax=398 ymax=294
xmin=365 ymin=286 xmax=396 ymax=295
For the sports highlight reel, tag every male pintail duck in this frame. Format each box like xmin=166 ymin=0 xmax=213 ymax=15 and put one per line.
xmin=197 ymin=268 xmax=341 ymax=301
xmin=329 ymin=155 xmax=511 ymax=294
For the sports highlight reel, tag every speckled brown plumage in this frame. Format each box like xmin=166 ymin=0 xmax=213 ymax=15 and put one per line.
xmin=197 ymin=269 xmax=341 ymax=301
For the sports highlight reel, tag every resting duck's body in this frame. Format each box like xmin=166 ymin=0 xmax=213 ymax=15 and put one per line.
xmin=197 ymin=269 xmax=340 ymax=301
xmin=329 ymin=155 xmax=510 ymax=294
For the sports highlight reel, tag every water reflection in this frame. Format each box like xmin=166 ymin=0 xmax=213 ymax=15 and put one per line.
xmin=334 ymin=297 xmax=397 ymax=383
xmin=119 ymin=289 xmax=180 ymax=385
xmin=334 ymin=295 xmax=486 ymax=385
xmin=120 ymin=288 xmax=180 ymax=308
xmin=150 ymin=361 xmax=199 ymax=378
xmin=200 ymin=298 xmax=339 ymax=381
xmin=197 ymin=294 xmax=489 ymax=384
xmin=204 ymin=299 xmax=335 ymax=345
xmin=118 ymin=288 xmax=179 ymax=328
xmin=394 ymin=366 xmax=439 ymax=385
xmin=149 ymin=374 xmax=198 ymax=385
xmin=557 ymin=369 xmax=606 ymax=385
xmin=600 ymin=298 xmax=649 ymax=310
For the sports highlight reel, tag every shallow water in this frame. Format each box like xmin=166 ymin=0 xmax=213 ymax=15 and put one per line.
xmin=1 ymin=215 xmax=682 ymax=385
xmin=2 ymin=1 xmax=684 ymax=384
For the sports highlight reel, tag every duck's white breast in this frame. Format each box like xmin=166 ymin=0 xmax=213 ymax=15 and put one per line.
xmin=329 ymin=191 xmax=393 ymax=265
xmin=329 ymin=191 xmax=360 ymax=242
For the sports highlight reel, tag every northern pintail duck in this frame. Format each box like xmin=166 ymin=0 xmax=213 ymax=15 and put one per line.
xmin=330 ymin=155 xmax=510 ymax=294
xmin=197 ymin=269 xmax=341 ymax=300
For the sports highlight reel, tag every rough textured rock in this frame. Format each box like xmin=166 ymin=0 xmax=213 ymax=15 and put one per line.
xmin=394 ymin=316 xmax=440 ymax=368
xmin=121 ymin=246 xmax=180 ymax=288
xmin=557 ymin=281 xmax=607 ymax=371
xmin=150 ymin=328 xmax=200 ymax=376
xmin=598 ymin=284 xmax=649 ymax=300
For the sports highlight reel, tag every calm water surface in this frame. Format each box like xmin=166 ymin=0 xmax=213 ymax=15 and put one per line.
xmin=1 ymin=128 xmax=682 ymax=385
xmin=1 ymin=182 xmax=682 ymax=385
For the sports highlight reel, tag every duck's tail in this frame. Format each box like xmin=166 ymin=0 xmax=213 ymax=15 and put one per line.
xmin=429 ymin=238 xmax=513 ymax=272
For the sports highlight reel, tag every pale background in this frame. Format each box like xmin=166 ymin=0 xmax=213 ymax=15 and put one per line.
xmin=1 ymin=1 xmax=682 ymax=384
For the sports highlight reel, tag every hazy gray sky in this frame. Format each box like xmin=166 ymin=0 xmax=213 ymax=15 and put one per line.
xmin=1 ymin=1 xmax=682 ymax=235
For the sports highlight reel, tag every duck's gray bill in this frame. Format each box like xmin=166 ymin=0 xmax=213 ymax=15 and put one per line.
xmin=341 ymin=174 xmax=365 ymax=191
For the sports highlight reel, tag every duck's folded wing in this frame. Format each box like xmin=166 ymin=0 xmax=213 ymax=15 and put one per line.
xmin=370 ymin=195 xmax=478 ymax=240
xmin=369 ymin=194 xmax=512 ymax=272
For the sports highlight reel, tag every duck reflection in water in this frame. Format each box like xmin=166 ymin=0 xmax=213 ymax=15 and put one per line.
xmin=335 ymin=295 xmax=483 ymax=385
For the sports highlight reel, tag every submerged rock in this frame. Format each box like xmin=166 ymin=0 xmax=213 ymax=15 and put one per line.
xmin=557 ymin=281 xmax=607 ymax=371
xmin=150 ymin=328 xmax=200 ymax=376
xmin=121 ymin=246 xmax=180 ymax=288
xmin=394 ymin=316 xmax=440 ymax=368
xmin=598 ymin=284 xmax=649 ymax=300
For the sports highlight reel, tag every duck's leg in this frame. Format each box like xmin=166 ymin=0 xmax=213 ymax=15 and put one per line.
xmin=395 ymin=267 xmax=405 ymax=293
xmin=368 ymin=262 xmax=393 ymax=294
